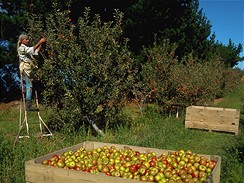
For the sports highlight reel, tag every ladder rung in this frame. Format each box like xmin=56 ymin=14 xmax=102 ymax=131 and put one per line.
xmin=19 ymin=135 xmax=30 ymax=139
xmin=33 ymin=133 xmax=53 ymax=137
xmin=41 ymin=134 xmax=53 ymax=137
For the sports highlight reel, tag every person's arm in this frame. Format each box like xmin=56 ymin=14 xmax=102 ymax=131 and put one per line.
xmin=35 ymin=43 xmax=42 ymax=52
xmin=33 ymin=38 xmax=46 ymax=52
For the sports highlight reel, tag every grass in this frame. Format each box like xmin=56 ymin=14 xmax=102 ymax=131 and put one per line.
xmin=0 ymin=82 xmax=244 ymax=183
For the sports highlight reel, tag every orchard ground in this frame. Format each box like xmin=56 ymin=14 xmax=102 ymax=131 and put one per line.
xmin=0 ymin=82 xmax=243 ymax=183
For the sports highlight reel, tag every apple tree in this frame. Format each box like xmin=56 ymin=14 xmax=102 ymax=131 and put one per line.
xmin=135 ymin=40 xmax=225 ymax=115
xmin=26 ymin=5 xmax=134 ymax=132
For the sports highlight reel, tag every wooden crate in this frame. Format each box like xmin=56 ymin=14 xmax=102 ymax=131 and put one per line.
xmin=25 ymin=141 xmax=221 ymax=183
xmin=185 ymin=105 xmax=240 ymax=135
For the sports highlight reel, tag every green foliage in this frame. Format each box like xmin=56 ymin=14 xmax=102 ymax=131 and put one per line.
xmin=134 ymin=41 xmax=226 ymax=115
xmin=222 ymin=68 xmax=243 ymax=95
xmin=1 ymin=0 xmax=243 ymax=104
xmin=132 ymin=40 xmax=177 ymax=108
xmin=123 ymin=0 xmax=213 ymax=59
xmin=26 ymin=5 xmax=134 ymax=131
xmin=221 ymin=135 xmax=244 ymax=183
xmin=214 ymin=39 xmax=243 ymax=67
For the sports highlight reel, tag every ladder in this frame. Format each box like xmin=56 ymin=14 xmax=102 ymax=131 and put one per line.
xmin=14 ymin=75 xmax=53 ymax=146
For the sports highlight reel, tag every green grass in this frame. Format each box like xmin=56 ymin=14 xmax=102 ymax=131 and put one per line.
xmin=213 ymin=82 xmax=244 ymax=109
xmin=0 ymin=82 xmax=244 ymax=183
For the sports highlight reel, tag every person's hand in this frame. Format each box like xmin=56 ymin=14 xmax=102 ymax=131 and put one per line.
xmin=40 ymin=37 xmax=46 ymax=43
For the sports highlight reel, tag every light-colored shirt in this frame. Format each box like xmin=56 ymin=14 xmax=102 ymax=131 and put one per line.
xmin=18 ymin=44 xmax=38 ymax=77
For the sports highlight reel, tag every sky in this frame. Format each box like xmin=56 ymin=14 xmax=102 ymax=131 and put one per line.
xmin=199 ymin=0 xmax=244 ymax=69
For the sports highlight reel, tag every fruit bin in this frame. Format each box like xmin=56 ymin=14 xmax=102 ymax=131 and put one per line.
xmin=25 ymin=141 xmax=221 ymax=183
xmin=185 ymin=105 xmax=240 ymax=135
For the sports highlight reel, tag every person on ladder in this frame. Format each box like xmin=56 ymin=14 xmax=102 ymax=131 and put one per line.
xmin=17 ymin=34 xmax=46 ymax=111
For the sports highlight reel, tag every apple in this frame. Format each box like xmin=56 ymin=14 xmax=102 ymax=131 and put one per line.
xmin=199 ymin=171 xmax=207 ymax=178
xmin=68 ymin=161 xmax=76 ymax=169
xmin=166 ymin=157 xmax=172 ymax=164
xmin=113 ymin=170 xmax=121 ymax=177
xmin=194 ymin=162 xmax=200 ymax=169
xmin=149 ymin=167 xmax=158 ymax=176
xmin=154 ymin=173 xmax=164 ymax=182
xmin=194 ymin=155 xmax=201 ymax=163
xmin=101 ymin=165 xmax=109 ymax=173
xmin=191 ymin=170 xmax=199 ymax=178
xmin=149 ymin=160 xmax=156 ymax=167
xmin=142 ymin=161 xmax=150 ymax=169
xmin=74 ymin=166 xmax=82 ymax=171
xmin=186 ymin=150 xmax=193 ymax=155
xmin=133 ymin=174 xmax=141 ymax=180
xmin=179 ymin=160 xmax=186 ymax=166
xmin=41 ymin=160 xmax=48 ymax=165
xmin=186 ymin=166 xmax=193 ymax=174
xmin=199 ymin=164 xmax=206 ymax=172
xmin=178 ymin=150 xmax=185 ymax=157
xmin=166 ymin=164 xmax=174 ymax=170
xmin=178 ymin=169 xmax=187 ymax=176
xmin=56 ymin=160 xmax=65 ymax=168
xmin=123 ymin=172 xmax=133 ymax=179
xmin=138 ymin=167 xmax=147 ymax=175
xmin=164 ymin=170 xmax=172 ymax=178
xmin=199 ymin=177 xmax=207 ymax=182
xmin=52 ymin=154 xmax=59 ymax=161
xmin=129 ymin=164 xmax=137 ymax=173
xmin=199 ymin=159 xmax=206 ymax=166
xmin=206 ymin=167 xmax=212 ymax=174
xmin=140 ymin=175 xmax=148 ymax=181
xmin=148 ymin=175 xmax=155 ymax=182
xmin=171 ymin=161 xmax=178 ymax=168
xmin=125 ymin=155 xmax=131 ymax=162
xmin=159 ymin=177 xmax=168 ymax=183
xmin=135 ymin=151 xmax=140 ymax=156
xmin=108 ymin=164 xmax=115 ymax=172
xmin=209 ymin=161 xmax=216 ymax=170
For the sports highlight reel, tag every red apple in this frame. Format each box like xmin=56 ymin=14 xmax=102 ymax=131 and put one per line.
xmin=129 ymin=164 xmax=137 ymax=173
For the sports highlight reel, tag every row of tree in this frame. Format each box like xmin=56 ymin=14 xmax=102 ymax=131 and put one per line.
xmin=1 ymin=0 xmax=243 ymax=64
xmin=0 ymin=0 xmax=243 ymax=132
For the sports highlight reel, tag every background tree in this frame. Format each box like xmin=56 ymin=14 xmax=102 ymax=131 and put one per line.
xmin=214 ymin=39 xmax=243 ymax=67
xmin=123 ymin=0 xmax=213 ymax=60
xmin=0 ymin=0 xmax=29 ymax=102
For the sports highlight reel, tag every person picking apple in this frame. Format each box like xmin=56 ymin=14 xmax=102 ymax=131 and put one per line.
xmin=17 ymin=34 xmax=46 ymax=111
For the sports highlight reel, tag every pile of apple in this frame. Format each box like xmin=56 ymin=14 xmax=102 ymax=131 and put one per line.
xmin=41 ymin=145 xmax=217 ymax=183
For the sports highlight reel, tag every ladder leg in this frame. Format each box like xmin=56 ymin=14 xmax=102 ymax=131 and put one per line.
xmin=38 ymin=113 xmax=53 ymax=136
xmin=19 ymin=102 xmax=22 ymax=129
xmin=14 ymin=74 xmax=30 ymax=147
xmin=14 ymin=103 xmax=23 ymax=147
xmin=35 ymin=91 xmax=53 ymax=137
xmin=24 ymin=111 xmax=29 ymax=136
xmin=14 ymin=102 xmax=29 ymax=147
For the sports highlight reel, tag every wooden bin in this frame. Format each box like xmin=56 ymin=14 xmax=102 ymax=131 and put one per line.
xmin=25 ymin=141 xmax=221 ymax=183
xmin=185 ymin=105 xmax=240 ymax=135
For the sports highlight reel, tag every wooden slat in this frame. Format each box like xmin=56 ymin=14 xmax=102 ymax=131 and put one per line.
xmin=185 ymin=106 xmax=240 ymax=135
